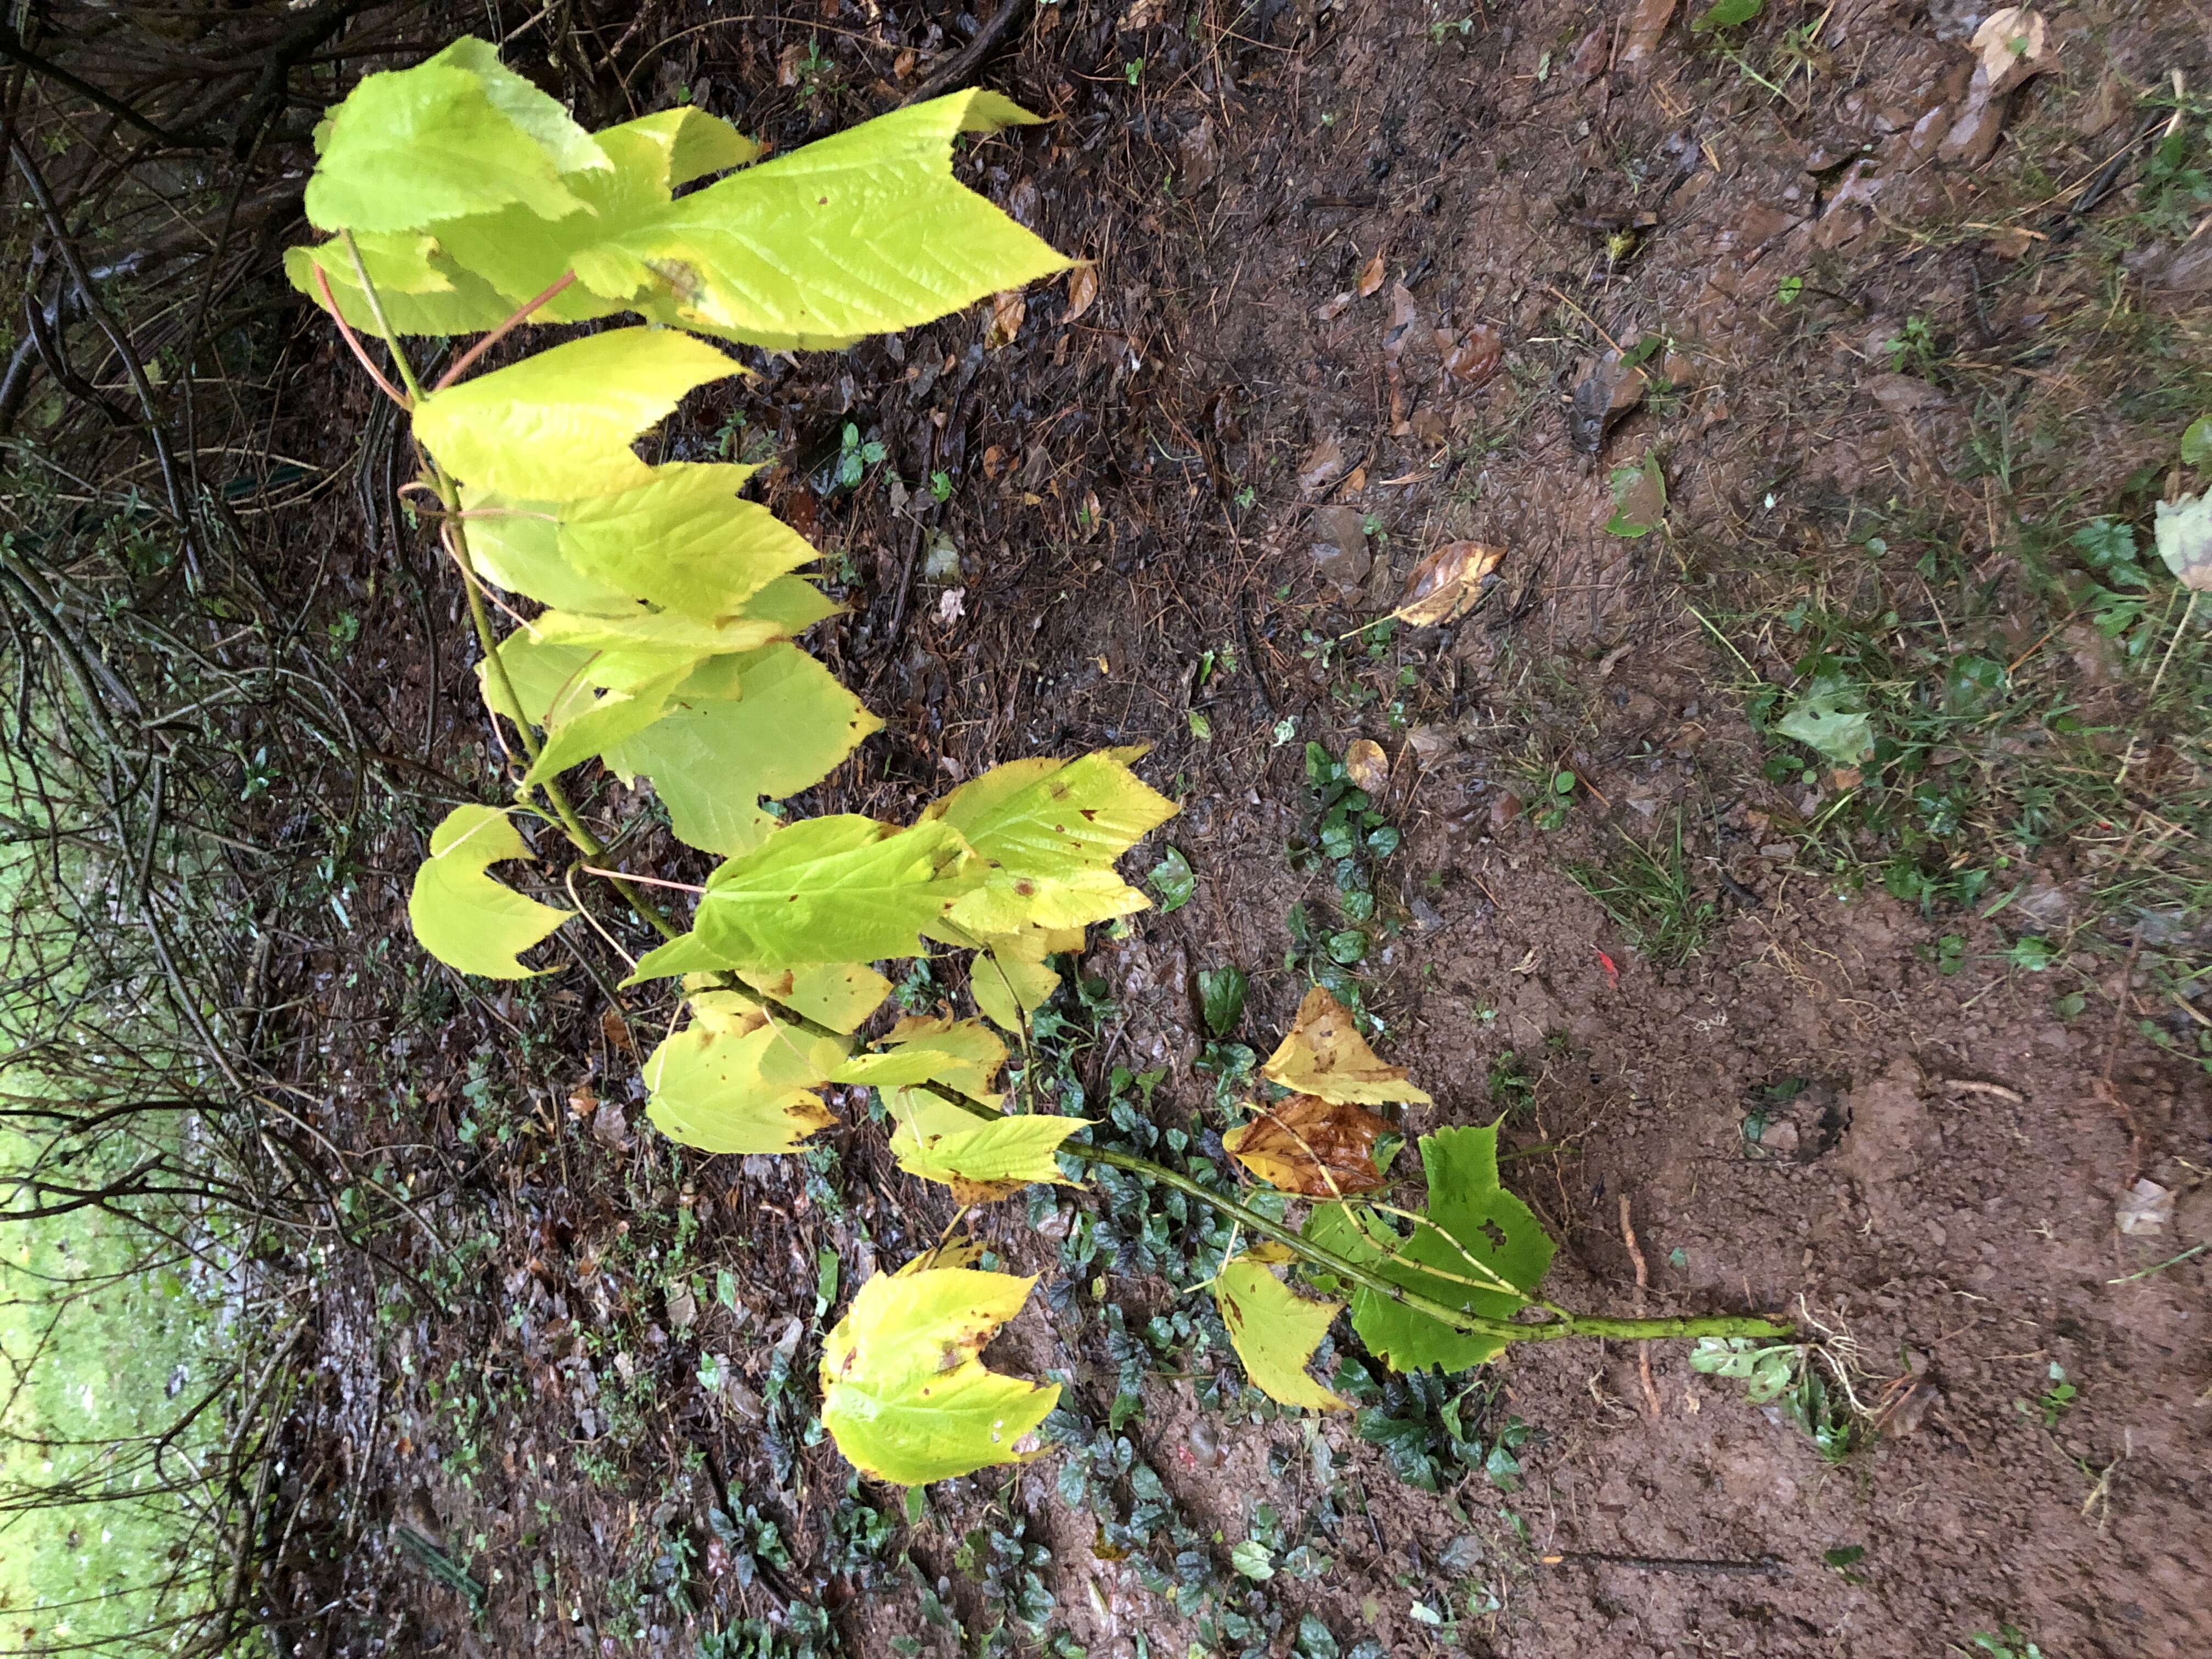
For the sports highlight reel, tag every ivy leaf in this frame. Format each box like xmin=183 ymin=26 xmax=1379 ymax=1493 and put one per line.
xmin=1774 ymin=671 xmax=1874 ymax=764
xmin=604 ymin=644 xmax=883 ymax=856
xmin=569 ymin=91 xmax=1073 ymax=349
xmin=883 ymin=1092 xmax=1090 ymax=1201
xmin=1305 ymin=1124 xmax=1553 ymax=1373
xmin=303 ymin=49 xmax=600 ymax=233
xmin=1692 ymin=0 xmax=1764 ymax=30
xmin=1223 ymin=1094 xmax=1395 ymax=1197
xmin=1147 ymin=846 xmax=1195 ymax=912
xmin=922 ymin=751 xmax=1178 ymax=934
xmin=407 ymin=805 xmax=574 ymax=977
xmin=1261 ymin=986 xmax=1432 ymax=1105
xmin=819 ymin=1266 xmax=1060 ymax=1486
xmin=642 ymin=992 xmax=844 ymax=1154
xmin=695 ymin=816 xmax=979 ymax=966
xmin=1197 ymin=965 xmax=1248 ymax=1036
xmin=1214 ymin=1256 xmax=1348 ymax=1411
xmin=411 ymin=327 xmax=739 ymax=498
xmin=2181 ymin=415 xmax=2212 ymax=471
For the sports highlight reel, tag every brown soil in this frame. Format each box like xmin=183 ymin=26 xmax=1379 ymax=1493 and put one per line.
xmin=272 ymin=3 xmax=2212 ymax=1657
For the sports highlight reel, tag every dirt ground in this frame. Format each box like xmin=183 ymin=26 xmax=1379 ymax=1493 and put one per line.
xmin=268 ymin=2 xmax=2212 ymax=1656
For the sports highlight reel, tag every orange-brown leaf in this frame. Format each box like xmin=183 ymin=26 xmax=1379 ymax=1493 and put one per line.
xmin=1342 ymin=738 xmax=1389 ymax=797
xmin=1223 ymin=1093 xmax=1395 ymax=1197
xmin=1356 ymin=250 xmax=1386 ymax=297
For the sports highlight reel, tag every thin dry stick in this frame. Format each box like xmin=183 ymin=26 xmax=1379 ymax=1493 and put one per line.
xmin=1620 ymin=1195 xmax=1661 ymax=1420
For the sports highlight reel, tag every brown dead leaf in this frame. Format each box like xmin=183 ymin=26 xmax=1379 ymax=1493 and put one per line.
xmin=776 ymin=42 xmax=806 ymax=86
xmin=1356 ymin=250 xmax=1386 ymax=297
xmin=600 ymin=1007 xmax=635 ymax=1054
xmin=1223 ymin=1094 xmax=1396 ymax=1197
xmin=1343 ymin=738 xmax=1389 ymax=796
xmin=1972 ymin=7 xmax=2050 ymax=93
xmin=568 ymin=1085 xmax=599 ymax=1120
xmin=1063 ymin=263 xmax=1099 ymax=325
xmin=1441 ymin=323 xmax=1504 ymax=385
xmin=1296 ymin=434 xmax=1348 ymax=497
xmin=1262 ymin=986 xmax=1432 ymax=1105
xmin=1389 ymin=540 xmax=1505 ymax=627
xmin=984 ymin=289 xmax=1026 ymax=349
xmin=892 ymin=47 xmax=917 ymax=79
xmin=1315 ymin=290 xmax=1356 ymax=323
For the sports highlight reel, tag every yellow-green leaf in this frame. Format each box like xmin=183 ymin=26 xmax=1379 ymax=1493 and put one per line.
xmin=285 ymin=235 xmax=516 ymax=335
xmin=923 ymin=751 xmax=1177 ymax=934
xmin=531 ymin=606 xmax=786 ymax=658
xmin=641 ymin=991 xmax=844 ymax=1154
xmin=305 ymin=57 xmax=595 ymax=233
xmin=568 ymin=91 xmax=1073 ymax=349
xmin=836 ymin=1014 xmax=1005 ymax=1098
xmin=696 ymin=816 xmax=978 ymax=967
xmin=1261 ymin=985 xmax=1432 ymax=1105
xmin=1214 ymin=1256 xmax=1348 ymax=1411
xmin=407 ymin=804 xmax=573 ymax=977
xmin=732 ymin=962 xmax=893 ymax=1036
xmin=411 ymin=327 xmax=739 ymax=498
xmin=820 ymin=1266 xmax=1059 ymax=1486
xmin=884 ymin=1095 xmax=1088 ymax=1201
xmin=556 ymin=463 xmax=818 ymax=618
xmin=604 ymin=644 xmax=882 ymax=856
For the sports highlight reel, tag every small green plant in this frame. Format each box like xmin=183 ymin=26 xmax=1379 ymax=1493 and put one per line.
xmin=1568 ymin=815 xmax=1716 ymax=964
xmin=300 ymin=36 xmax=1792 ymax=1496
xmin=2015 ymin=1361 xmax=2076 ymax=1428
xmin=1691 ymin=1338 xmax=1859 ymax=1460
xmin=834 ymin=420 xmax=885 ymax=489
xmin=1963 ymin=1624 xmax=2047 ymax=1659
xmin=1883 ymin=314 xmax=1939 ymax=375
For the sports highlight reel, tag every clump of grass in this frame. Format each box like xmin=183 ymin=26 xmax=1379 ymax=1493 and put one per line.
xmin=1568 ymin=815 xmax=1717 ymax=964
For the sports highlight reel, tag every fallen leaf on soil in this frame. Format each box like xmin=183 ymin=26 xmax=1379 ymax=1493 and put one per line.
xmin=1617 ymin=0 xmax=1679 ymax=74
xmin=2153 ymin=492 xmax=2212 ymax=591
xmin=777 ymin=42 xmax=806 ymax=85
xmin=984 ymin=289 xmax=1026 ymax=349
xmin=892 ymin=47 xmax=917 ymax=79
xmin=1357 ymin=250 xmax=1386 ymax=297
xmin=599 ymin=1008 xmax=634 ymax=1054
xmin=1342 ymin=738 xmax=1389 ymax=795
xmin=1605 ymin=453 xmax=1667 ymax=538
xmin=1441 ymin=324 xmax=1504 ymax=385
xmin=1383 ymin=281 xmax=1421 ymax=429
xmin=1315 ymin=289 xmax=1356 ymax=322
xmin=1568 ymin=351 xmax=1649 ymax=458
xmin=1223 ymin=1094 xmax=1396 ymax=1197
xmin=665 ymin=1284 xmax=696 ymax=1330
xmin=1063 ymin=263 xmax=1099 ymax=325
xmin=1297 ymin=433 xmax=1348 ymax=496
xmin=592 ymin=1097 xmax=633 ymax=1153
xmin=936 ymin=588 xmax=966 ymax=625
xmin=568 ymin=1085 xmax=598 ymax=1119
xmin=1972 ymin=7 xmax=2050 ymax=92
xmin=1262 ymin=986 xmax=1432 ymax=1105
xmin=2116 ymin=1177 xmax=2173 ymax=1235
xmin=1386 ymin=540 xmax=1504 ymax=627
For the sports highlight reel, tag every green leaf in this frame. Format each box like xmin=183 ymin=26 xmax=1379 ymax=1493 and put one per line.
xmin=1774 ymin=671 xmax=1874 ymax=764
xmin=1604 ymin=453 xmax=1667 ymax=538
xmin=884 ymin=1094 xmax=1090 ymax=1200
xmin=921 ymin=751 xmax=1178 ymax=934
xmin=425 ymin=37 xmax=609 ymax=176
xmin=1147 ymin=845 xmax=1196 ymax=913
xmin=1305 ymin=1124 xmax=1554 ymax=1373
xmin=568 ymin=90 xmax=1073 ymax=349
xmin=1197 ymin=966 xmax=1248 ymax=1037
xmin=411 ymin=326 xmax=739 ymax=498
xmin=696 ymin=816 xmax=978 ymax=966
xmin=820 ymin=1266 xmax=1060 ymax=1486
xmin=523 ymin=664 xmax=687 ymax=785
xmin=1214 ymin=1256 xmax=1347 ymax=1410
xmin=1229 ymin=1538 xmax=1276 ymax=1581
xmin=604 ymin=644 xmax=883 ymax=855
xmin=642 ymin=992 xmax=844 ymax=1154
xmin=2181 ymin=415 xmax=2212 ymax=471
xmin=407 ymin=804 xmax=574 ymax=977
xmin=305 ymin=54 xmax=598 ymax=233
xmin=1692 ymin=0 xmax=1764 ymax=30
